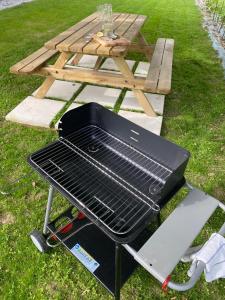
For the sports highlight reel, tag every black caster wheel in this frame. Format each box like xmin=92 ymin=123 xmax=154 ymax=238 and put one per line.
xmin=30 ymin=230 xmax=50 ymax=253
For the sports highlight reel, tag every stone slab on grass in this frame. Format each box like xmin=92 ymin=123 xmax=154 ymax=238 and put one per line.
xmin=67 ymin=54 xmax=98 ymax=69
xmin=5 ymin=96 xmax=65 ymax=128
xmin=33 ymin=80 xmax=81 ymax=101
xmin=55 ymin=103 xmax=81 ymax=129
xmin=100 ymin=58 xmax=135 ymax=72
xmin=120 ymin=91 xmax=165 ymax=115
xmin=118 ymin=110 xmax=163 ymax=135
xmin=134 ymin=61 xmax=150 ymax=77
xmin=75 ymin=85 xmax=121 ymax=108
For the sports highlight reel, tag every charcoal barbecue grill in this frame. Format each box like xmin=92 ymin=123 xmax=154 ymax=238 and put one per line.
xmin=28 ymin=103 xmax=225 ymax=299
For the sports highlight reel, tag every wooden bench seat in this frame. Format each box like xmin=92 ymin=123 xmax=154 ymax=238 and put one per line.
xmin=144 ymin=38 xmax=174 ymax=94
xmin=10 ymin=47 xmax=58 ymax=74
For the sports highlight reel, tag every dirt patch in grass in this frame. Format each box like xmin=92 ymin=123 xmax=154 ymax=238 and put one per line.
xmin=0 ymin=212 xmax=15 ymax=225
xmin=45 ymin=281 xmax=58 ymax=296
xmin=213 ymin=186 xmax=225 ymax=200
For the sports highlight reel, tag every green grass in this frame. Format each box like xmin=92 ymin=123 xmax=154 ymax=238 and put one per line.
xmin=0 ymin=0 xmax=225 ymax=299
xmin=206 ymin=0 xmax=225 ymax=16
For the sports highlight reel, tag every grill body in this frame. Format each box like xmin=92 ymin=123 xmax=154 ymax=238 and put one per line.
xmin=28 ymin=103 xmax=190 ymax=243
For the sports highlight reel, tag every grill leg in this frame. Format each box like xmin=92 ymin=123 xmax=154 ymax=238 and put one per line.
xmin=43 ymin=185 xmax=54 ymax=235
xmin=157 ymin=213 xmax=161 ymax=227
xmin=115 ymin=243 xmax=121 ymax=300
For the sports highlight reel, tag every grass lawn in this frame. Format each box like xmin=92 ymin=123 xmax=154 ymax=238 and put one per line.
xmin=0 ymin=0 xmax=225 ymax=299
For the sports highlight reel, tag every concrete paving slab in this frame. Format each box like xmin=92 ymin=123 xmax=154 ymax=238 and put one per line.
xmin=5 ymin=96 xmax=65 ymax=128
xmin=100 ymin=58 xmax=135 ymax=72
xmin=67 ymin=54 xmax=98 ymax=69
xmin=118 ymin=110 xmax=163 ymax=135
xmin=134 ymin=61 xmax=150 ymax=77
xmin=120 ymin=91 xmax=165 ymax=115
xmin=55 ymin=103 xmax=81 ymax=129
xmin=33 ymin=80 xmax=81 ymax=101
xmin=75 ymin=85 xmax=121 ymax=108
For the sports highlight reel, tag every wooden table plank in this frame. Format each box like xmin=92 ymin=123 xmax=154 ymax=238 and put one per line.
xmin=45 ymin=13 xmax=98 ymax=50
xmin=20 ymin=49 xmax=59 ymax=73
xmin=82 ymin=13 xmax=129 ymax=55
xmin=69 ymin=13 xmax=120 ymax=53
xmin=111 ymin=15 xmax=147 ymax=56
xmin=157 ymin=39 xmax=174 ymax=94
xmin=57 ymin=16 xmax=102 ymax=51
xmin=37 ymin=66 xmax=146 ymax=90
xmin=97 ymin=14 xmax=138 ymax=56
xmin=144 ymin=38 xmax=166 ymax=91
xmin=10 ymin=47 xmax=51 ymax=73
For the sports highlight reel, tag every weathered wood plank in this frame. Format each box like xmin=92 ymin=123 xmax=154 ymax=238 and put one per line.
xmin=94 ymin=56 xmax=104 ymax=70
xmin=35 ymin=77 xmax=55 ymax=98
xmin=128 ymin=43 xmax=154 ymax=56
xmin=157 ymin=39 xmax=174 ymax=94
xmin=10 ymin=47 xmax=52 ymax=74
xmin=20 ymin=49 xmax=59 ymax=73
xmin=144 ymin=38 xmax=166 ymax=91
xmin=37 ymin=66 xmax=146 ymax=90
xmin=97 ymin=14 xmax=138 ymax=56
xmin=69 ymin=13 xmax=120 ymax=53
xmin=71 ymin=53 xmax=83 ymax=65
xmin=113 ymin=56 xmax=156 ymax=116
xmin=57 ymin=17 xmax=101 ymax=51
xmin=136 ymin=32 xmax=152 ymax=61
xmin=35 ymin=52 xmax=71 ymax=98
xmin=45 ymin=13 xmax=98 ymax=49
xmin=82 ymin=13 xmax=129 ymax=55
xmin=111 ymin=15 xmax=147 ymax=56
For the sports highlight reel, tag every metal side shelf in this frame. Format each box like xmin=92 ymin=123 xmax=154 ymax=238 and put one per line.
xmin=124 ymin=185 xmax=225 ymax=291
xmin=46 ymin=206 xmax=152 ymax=296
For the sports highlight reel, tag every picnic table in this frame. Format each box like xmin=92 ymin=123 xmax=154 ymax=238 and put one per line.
xmin=10 ymin=12 xmax=174 ymax=117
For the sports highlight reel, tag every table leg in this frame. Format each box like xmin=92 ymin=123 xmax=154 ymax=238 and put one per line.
xmin=94 ymin=56 xmax=104 ymax=70
xmin=115 ymin=243 xmax=121 ymax=300
xmin=113 ymin=57 xmax=156 ymax=116
xmin=71 ymin=53 xmax=83 ymax=65
xmin=35 ymin=77 xmax=55 ymax=99
xmin=36 ymin=52 xmax=71 ymax=99
xmin=137 ymin=32 xmax=152 ymax=62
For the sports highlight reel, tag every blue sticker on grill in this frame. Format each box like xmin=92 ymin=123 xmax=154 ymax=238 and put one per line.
xmin=70 ymin=243 xmax=100 ymax=273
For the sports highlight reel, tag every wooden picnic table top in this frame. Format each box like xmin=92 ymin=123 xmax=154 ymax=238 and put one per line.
xmin=45 ymin=12 xmax=147 ymax=57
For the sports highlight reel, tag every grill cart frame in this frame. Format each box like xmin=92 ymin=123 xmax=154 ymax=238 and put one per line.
xmin=28 ymin=104 xmax=225 ymax=299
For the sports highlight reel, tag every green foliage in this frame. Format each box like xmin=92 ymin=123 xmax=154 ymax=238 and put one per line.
xmin=206 ymin=0 xmax=225 ymax=17
xmin=0 ymin=0 xmax=225 ymax=299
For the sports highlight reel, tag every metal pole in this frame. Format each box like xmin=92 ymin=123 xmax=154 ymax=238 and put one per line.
xmin=43 ymin=185 xmax=54 ymax=235
xmin=115 ymin=243 xmax=121 ymax=300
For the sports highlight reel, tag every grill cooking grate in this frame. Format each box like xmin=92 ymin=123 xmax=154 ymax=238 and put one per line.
xmin=30 ymin=125 xmax=172 ymax=235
